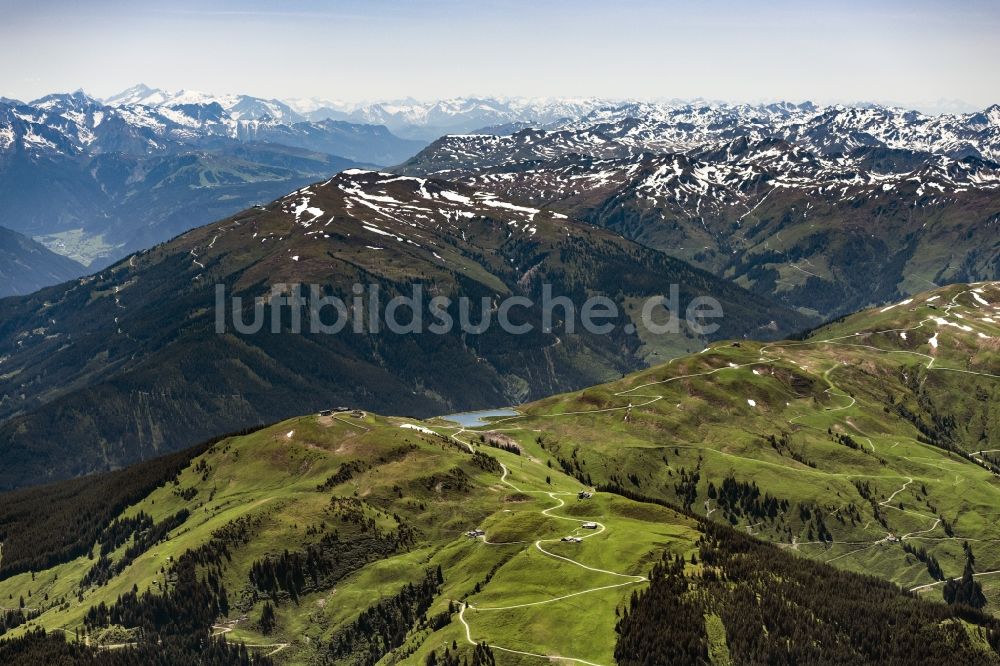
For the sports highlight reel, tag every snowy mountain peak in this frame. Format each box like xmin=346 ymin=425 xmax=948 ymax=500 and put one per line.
xmin=29 ymin=90 xmax=102 ymax=111
xmin=104 ymin=83 xmax=168 ymax=107
xmin=102 ymin=85 xmax=304 ymax=123
xmin=985 ymin=104 xmax=1000 ymax=127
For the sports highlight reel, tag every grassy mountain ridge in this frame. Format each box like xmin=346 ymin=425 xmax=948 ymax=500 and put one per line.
xmin=480 ymin=281 xmax=1000 ymax=607
xmin=2 ymin=401 xmax=999 ymax=664
xmin=0 ymin=411 xmax=700 ymax=664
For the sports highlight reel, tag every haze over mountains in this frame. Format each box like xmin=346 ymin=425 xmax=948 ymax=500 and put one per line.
xmin=0 ymin=225 xmax=84 ymax=297
xmin=0 ymin=88 xmax=423 ymax=269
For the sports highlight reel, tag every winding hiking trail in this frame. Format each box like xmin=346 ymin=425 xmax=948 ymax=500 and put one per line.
xmin=442 ymin=286 xmax=1000 ymax=656
xmin=213 ymin=622 xmax=290 ymax=657
xmin=456 ymin=463 xmax=646 ymax=666
xmin=461 ymin=286 xmax=1000 ymax=584
xmin=909 ymin=569 xmax=1000 ymax=593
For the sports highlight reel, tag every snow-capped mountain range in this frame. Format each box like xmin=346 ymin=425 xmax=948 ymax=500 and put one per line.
xmin=396 ymin=108 xmax=1000 ymax=319
xmin=3 ymin=83 xmax=999 ymax=294
xmin=134 ymin=86 xmax=1000 ymax=157
xmin=401 ymin=101 xmax=1000 ymax=168
xmin=566 ymin=101 xmax=1000 ymax=161
xmin=0 ymin=88 xmax=426 ymax=268
xmin=92 ymin=85 xmax=611 ymax=140
xmin=9 ymin=84 xmax=996 ymax=163
xmin=1 ymin=88 xmax=421 ymax=162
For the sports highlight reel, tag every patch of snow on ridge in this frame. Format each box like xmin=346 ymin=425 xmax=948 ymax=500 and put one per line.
xmin=294 ymin=202 xmax=324 ymax=225
xmin=439 ymin=190 xmax=475 ymax=205
xmin=933 ymin=316 xmax=973 ymax=332
xmin=363 ymin=224 xmax=403 ymax=241
xmin=474 ymin=193 xmax=541 ymax=218
xmin=400 ymin=423 xmax=435 ymax=435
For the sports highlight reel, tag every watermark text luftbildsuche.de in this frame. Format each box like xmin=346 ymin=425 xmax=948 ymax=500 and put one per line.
xmin=215 ymin=283 xmax=723 ymax=337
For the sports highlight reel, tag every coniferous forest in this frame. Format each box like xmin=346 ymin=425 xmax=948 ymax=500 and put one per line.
xmin=616 ymin=522 xmax=1000 ymax=666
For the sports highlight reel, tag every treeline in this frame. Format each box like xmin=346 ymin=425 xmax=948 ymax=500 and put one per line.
xmin=615 ymin=555 xmax=708 ymax=664
xmin=0 ymin=518 xmax=267 ymax=663
xmin=0 ymin=422 xmax=274 ymax=579
xmin=767 ymin=432 xmax=816 ymax=468
xmin=73 ymin=517 xmax=267 ymax=664
xmin=798 ymin=502 xmax=833 ymax=543
xmin=943 ymin=542 xmax=988 ymax=609
xmin=249 ymin=529 xmax=411 ymax=603
xmin=853 ymin=479 xmax=889 ymax=529
xmin=903 ymin=541 xmax=944 ymax=581
xmin=317 ymin=461 xmax=368 ymax=491
xmin=322 ymin=567 xmax=444 ymax=666
xmin=83 ymin=550 xmax=230 ymax=640
xmin=82 ymin=510 xmax=191 ymax=588
xmin=316 ymin=445 xmax=417 ymax=492
xmin=707 ymin=475 xmax=789 ymax=524
xmin=673 ymin=467 xmax=700 ymax=510
xmin=478 ymin=433 xmax=521 ymax=456
xmin=98 ymin=513 xmax=155 ymax=557
xmin=423 ymin=468 xmax=472 ymax=493
xmin=0 ymin=446 xmax=200 ymax=579
xmin=470 ymin=451 xmax=502 ymax=473
xmin=615 ymin=520 xmax=1000 ymax=666
xmin=0 ymin=628 xmax=269 ymax=665
xmin=426 ymin=642 xmax=496 ymax=666
xmin=0 ymin=608 xmax=40 ymax=637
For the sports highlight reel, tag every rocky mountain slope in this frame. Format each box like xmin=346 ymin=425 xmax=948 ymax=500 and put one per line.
xmin=0 ymin=170 xmax=805 ymax=490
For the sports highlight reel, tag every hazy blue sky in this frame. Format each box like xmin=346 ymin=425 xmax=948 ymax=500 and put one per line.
xmin=1 ymin=0 xmax=997 ymax=111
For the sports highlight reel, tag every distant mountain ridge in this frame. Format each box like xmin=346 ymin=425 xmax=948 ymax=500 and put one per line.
xmin=0 ymin=90 xmax=426 ymax=267
xmin=93 ymin=87 xmax=606 ymax=141
xmin=292 ymin=94 xmax=1000 ymax=156
xmin=93 ymin=86 xmax=1000 ymax=157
